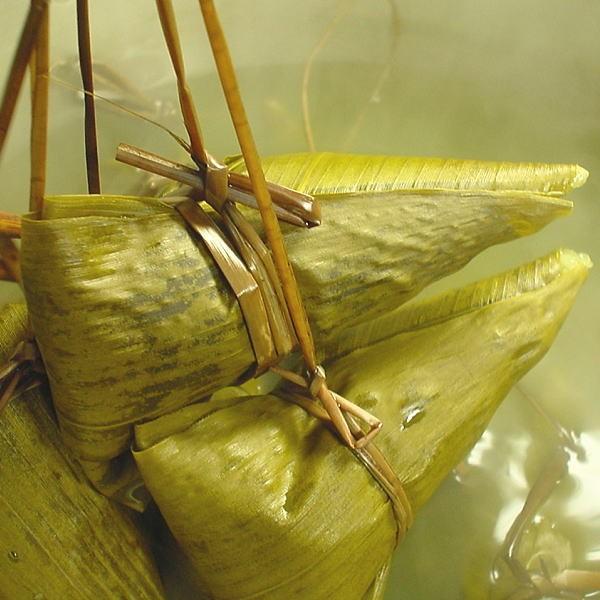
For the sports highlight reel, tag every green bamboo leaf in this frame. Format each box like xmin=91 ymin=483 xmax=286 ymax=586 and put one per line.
xmin=226 ymin=152 xmax=587 ymax=196
xmin=329 ymin=248 xmax=588 ymax=357
xmin=324 ymin=248 xmax=591 ymax=511
xmin=132 ymin=249 xmax=590 ymax=600
xmin=22 ymin=140 xmax=580 ymax=505
xmin=0 ymin=304 xmax=164 ymax=600
xmin=21 ymin=174 xmax=571 ymax=505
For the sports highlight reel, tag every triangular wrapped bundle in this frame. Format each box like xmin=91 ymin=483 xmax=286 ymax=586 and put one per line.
xmin=19 ymin=154 xmax=583 ymax=507
xmin=132 ymin=248 xmax=590 ymax=600
xmin=0 ymin=304 xmax=164 ymax=600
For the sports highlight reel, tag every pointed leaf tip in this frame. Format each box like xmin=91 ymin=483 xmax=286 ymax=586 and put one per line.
xmin=573 ymin=165 xmax=589 ymax=189
xmin=324 ymin=248 xmax=590 ymax=510
xmin=228 ymin=153 xmax=589 ymax=197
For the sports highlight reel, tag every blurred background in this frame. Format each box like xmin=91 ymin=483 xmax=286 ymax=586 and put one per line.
xmin=1 ymin=1 xmax=599 ymax=598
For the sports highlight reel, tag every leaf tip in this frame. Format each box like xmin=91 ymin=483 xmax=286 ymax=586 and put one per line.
xmin=572 ymin=165 xmax=589 ymax=189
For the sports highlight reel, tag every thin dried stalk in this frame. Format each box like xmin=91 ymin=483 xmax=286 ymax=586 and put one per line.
xmin=301 ymin=0 xmax=400 ymax=152
xmin=155 ymin=0 xmax=228 ymax=209
xmin=115 ymin=143 xmax=319 ymax=227
xmin=76 ymin=0 xmax=101 ymax=193
xmin=342 ymin=0 xmax=400 ymax=150
xmin=198 ymin=0 xmax=315 ymax=367
xmin=222 ymin=204 xmax=297 ymax=358
xmin=174 ymin=198 xmax=277 ymax=369
xmin=519 ymin=386 xmax=578 ymax=450
xmin=29 ymin=5 xmax=49 ymax=213
xmin=155 ymin=0 xmax=206 ymax=163
xmin=198 ymin=0 xmax=355 ymax=446
xmin=52 ymin=75 xmax=192 ymax=151
xmin=224 ymin=203 xmax=297 ymax=346
xmin=301 ymin=0 xmax=355 ymax=152
xmin=0 ymin=0 xmax=49 ymax=157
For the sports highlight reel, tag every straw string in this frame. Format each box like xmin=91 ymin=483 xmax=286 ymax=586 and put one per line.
xmin=115 ymin=144 xmax=320 ymax=228
xmin=0 ymin=0 xmax=49 ymax=157
xmin=76 ymin=0 xmax=101 ymax=194
xmin=29 ymin=3 xmax=49 ymax=214
xmin=274 ymin=366 xmax=413 ymax=541
xmin=155 ymin=0 xmax=229 ymax=214
xmin=173 ymin=197 xmax=280 ymax=371
xmin=196 ymin=0 xmax=413 ymax=539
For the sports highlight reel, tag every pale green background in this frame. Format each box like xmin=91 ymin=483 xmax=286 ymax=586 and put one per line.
xmin=1 ymin=1 xmax=598 ymax=598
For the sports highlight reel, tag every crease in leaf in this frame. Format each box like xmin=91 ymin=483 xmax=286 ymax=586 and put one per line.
xmin=331 ymin=248 xmax=592 ymax=357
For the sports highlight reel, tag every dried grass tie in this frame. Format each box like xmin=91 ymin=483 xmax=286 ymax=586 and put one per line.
xmin=197 ymin=0 xmax=414 ymax=540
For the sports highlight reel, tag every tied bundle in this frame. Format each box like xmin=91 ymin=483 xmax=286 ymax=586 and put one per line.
xmin=20 ymin=154 xmax=580 ymax=507
xmin=132 ymin=250 xmax=590 ymax=599
xmin=0 ymin=304 xmax=164 ymax=600
xmin=0 ymin=1 xmax=593 ymax=598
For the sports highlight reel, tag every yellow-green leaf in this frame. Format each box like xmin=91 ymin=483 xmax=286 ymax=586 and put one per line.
xmin=132 ymin=249 xmax=589 ymax=600
xmin=227 ymin=152 xmax=587 ymax=196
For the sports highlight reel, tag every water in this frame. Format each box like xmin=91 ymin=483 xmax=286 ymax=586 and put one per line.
xmin=1 ymin=1 xmax=599 ymax=598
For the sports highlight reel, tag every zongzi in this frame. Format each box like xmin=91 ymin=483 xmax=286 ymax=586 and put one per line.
xmin=19 ymin=154 xmax=582 ymax=507
xmin=0 ymin=303 xmax=164 ymax=600
xmin=132 ymin=249 xmax=590 ymax=600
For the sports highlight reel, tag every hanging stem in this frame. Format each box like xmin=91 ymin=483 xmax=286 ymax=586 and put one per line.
xmin=155 ymin=0 xmax=228 ymax=209
xmin=76 ymin=0 xmax=101 ymax=193
xmin=301 ymin=0 xmax=355 ymax=152
xmin=0 ymin=0 xmax=49 ymax=158
xmin=155 ymin=0 xmax=207 ymax=164
xmin=197 ymin=0 xmax=355 ymax=447
xmin=29 ymin=4 xmax=49 ymax=213
xmin=198 ymin=0 xmax=315 ymax=366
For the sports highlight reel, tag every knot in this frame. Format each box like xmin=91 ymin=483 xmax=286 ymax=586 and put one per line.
xmin=203 ymin=153 xmax=229 ymax=213
xmin=308 ymin=365 xmax=327 ymax=398
xmin=305 ymin=364 xmax=382 ymax=450
xmin=274 ymin=364 xmax=414 ymax=544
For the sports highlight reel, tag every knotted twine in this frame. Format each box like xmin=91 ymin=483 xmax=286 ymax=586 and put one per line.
xmin=0 ymin=0 xmax=414 ymax=544
xmin=128 ymin=0 xmax=415 ymax=543
xmin=160 ymin=158 xmax=413 ymax=541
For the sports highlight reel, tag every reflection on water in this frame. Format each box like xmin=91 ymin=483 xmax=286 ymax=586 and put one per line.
xmin=1 ymin=0 xmax=598 ymax=598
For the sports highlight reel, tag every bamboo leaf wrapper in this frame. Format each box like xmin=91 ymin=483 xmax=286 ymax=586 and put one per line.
xmin=132 ymin=249 xmax=590 ymax=600
xmin=19 ymin=153 xmax=581 ymax=507
xmin=0 ymin=304 xmax=164 ymax=600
